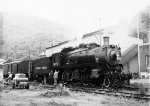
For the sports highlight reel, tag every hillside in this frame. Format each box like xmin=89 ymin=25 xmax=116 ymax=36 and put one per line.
xmin=1 ymin=12 xmax=70 ymax=60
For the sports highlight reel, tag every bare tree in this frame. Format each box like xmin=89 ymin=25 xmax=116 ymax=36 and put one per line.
xmin=129 ymin=6 xmax=150 ymax=42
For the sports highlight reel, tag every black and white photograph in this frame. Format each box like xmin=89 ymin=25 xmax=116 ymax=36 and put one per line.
xmin=0 ymin=0 xmax=150 ymax=106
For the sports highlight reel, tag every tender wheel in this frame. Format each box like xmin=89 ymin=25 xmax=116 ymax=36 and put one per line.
xmin=103 ymin=77 xmax=110 ymax=88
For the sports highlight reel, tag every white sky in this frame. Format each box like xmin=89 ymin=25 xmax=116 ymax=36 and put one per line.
xmin=0 ymin=0 xmax=149 ymax=38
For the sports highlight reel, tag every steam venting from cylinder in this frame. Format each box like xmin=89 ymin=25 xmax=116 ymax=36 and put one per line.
xmin=103 ymin=36 xmax=109 ymax=46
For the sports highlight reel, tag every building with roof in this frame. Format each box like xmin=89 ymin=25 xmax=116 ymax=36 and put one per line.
xmin=40 ymin=38 xmax=78 ymax=57
xmin=138 ymin=33 xmax=150 ymax=78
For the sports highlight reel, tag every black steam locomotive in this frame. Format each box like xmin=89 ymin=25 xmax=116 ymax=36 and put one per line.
xmin=3 ymin=36 xmax=131 ymax=87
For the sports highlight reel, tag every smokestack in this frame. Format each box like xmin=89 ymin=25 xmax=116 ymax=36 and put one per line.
xmin=103 ymin=36 xmax=109 ymax=46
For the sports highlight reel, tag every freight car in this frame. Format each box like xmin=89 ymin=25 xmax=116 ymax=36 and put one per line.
xmin=3 ymin=60 xmax=31 ymax=80
xmin=3 ymin=63 xmax=9 ymax=78
xmin=3 ymin=61 xmax=20 ymax=78
xmin=18 ymin=60 xmax=31 ymax=78
xmin=3 ymin=58 xmax=52 ymax=84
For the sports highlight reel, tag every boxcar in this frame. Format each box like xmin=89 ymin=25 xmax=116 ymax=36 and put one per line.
xmin=3 ymin=63 xmax=9 ymax=78
xmin=3 ymin=61 xmax=20 ymax=78
xmin=11 ymin=61 xmax=20 ymax=77
xmin=18 ymin=60 xmax=30 ymax=78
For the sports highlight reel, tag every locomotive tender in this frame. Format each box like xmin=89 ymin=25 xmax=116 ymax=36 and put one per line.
xmin=3 ymin=36 xmax=131 ymax=87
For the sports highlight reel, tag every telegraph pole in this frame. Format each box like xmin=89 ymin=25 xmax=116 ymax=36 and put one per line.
xmin=137 ymin=13 xmax=141 ymax=76
xmin=99 ymin=19 xmax=102 ymax=46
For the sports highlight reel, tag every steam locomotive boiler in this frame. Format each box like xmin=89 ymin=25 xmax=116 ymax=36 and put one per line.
xmin=65 ymin=36 xmax=121 ymax=66
xmin=52 ymin=37 xmax=125 ymax=87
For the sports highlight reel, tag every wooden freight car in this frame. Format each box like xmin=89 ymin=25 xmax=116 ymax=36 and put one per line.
xmin=18 ymin=60 xmax=31 ymax=79
xmin=3 ymin=61 xmax=20 ymax=78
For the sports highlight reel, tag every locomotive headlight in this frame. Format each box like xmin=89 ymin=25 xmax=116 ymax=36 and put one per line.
xmin=116 ymin=53 xmax=121 ymax=61
xmin=107 ymin=48 xmax=121 ymax=65
xmin=110 ymin=50 xmax=116 ymax=60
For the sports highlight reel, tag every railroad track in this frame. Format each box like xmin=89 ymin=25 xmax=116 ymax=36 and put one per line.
xmin=66 ymin=85 xmax=150 ymax=101
xmin=32 ymin=83 xmax=150 ymax=101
